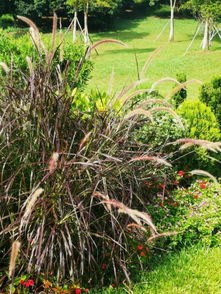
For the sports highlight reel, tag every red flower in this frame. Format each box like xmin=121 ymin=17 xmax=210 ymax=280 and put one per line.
xmin=145 ymin=247 xmax=150 ymax=252
xmin=111 ymin=284 xmax=116 ymax=287
xmin=24 ymin=280 xmax=34 ymax=287
xmin=19 ymin=280 xmax=25 ymax=285
xmin=140 ymin=251 xmax=146 ymax=256
xmin=137 ymin=244 xmax=143 ymax=251
xmin=158 ymin=184 xmax=166 ymax=189
xmin=75 ymin=289 xmax=81 ymax=294
xmin=177 ymin=171 xmax=185 ymax=177
xmin=193 ymin=195 xmax=199 ymax=199
xmin=101 ymin=263 xmax=107 ymax=270
xmin=84 ymin=289 xmax=89 ymax=293
xmin=159 ymin=202 xmax=164 ymax=208
xmin=200 ymin=183 xmax=206 ymax=189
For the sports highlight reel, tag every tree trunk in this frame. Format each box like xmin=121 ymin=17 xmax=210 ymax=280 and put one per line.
xmin=169 ymin=0 xmax=175 ymax=42
xmin=84 ymin=2 xmax=89 ymax=45
xmin=202 ymin=19 xmax=209 ymax=51
xmin=73 ymin=10 xmax=77 ymax=42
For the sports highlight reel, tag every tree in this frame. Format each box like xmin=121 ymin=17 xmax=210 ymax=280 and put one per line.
xmin=183 ymin=0 xmax=221 ymax=50
xmin=14 ymin=0 xmax=66 ymax=18
xmin=136 ymin=0 xmax=178 ymax=41
xmin=67 ymin=0 xmax=80 ymax=41
xmin=169 ymin=0 xmax=177 ymax=41
xmin=67 ymin=0 xmax=121 ymax=44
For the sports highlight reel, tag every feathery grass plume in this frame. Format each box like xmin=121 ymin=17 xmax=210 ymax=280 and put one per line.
xmin=117 ymin=79 xmax=148 ymax=101
xmin=108 ymin=67 xmax=115 ymax=95
xmin=17 ymin=15 xmax=39 ymax=33
xmin=120 ymin=88 xmax=151 ymax=105
xmin=149 ymin=107 xmax=184 ymax=129
xmin=136 ymin=99 xmax=172 ymax=109
xmin=150 ymin=77 xmax=180 ymax=93
xmin=140 ymin=46 xmax=163 ymax=78
xmin=46 ymin=13 xmax=58 ymax=65
xmin=124 ymin=108 xmax=153 ymax=122
xmin=48 ymin=152 xmax=59 ymax=173
xmin=59 ymin=17 xmax=64 ymax=62
xmin=165 ymin=79 xmax=203 ymax=100
xmin=0 ymin=62 xmax=9 ymax=73
xmin=17 ymin=16 xmax=47 ymax=56
xmin=93 ymin=191 xmax=112 ymax=212
xmin=173 ymin=138 xmax=221 ymax=152
xmin=129 ymin=155 xmax=172 ymax=167
xmin=101 ymin=199 xmax=157 ymax=234
xmin=79 ymin=131 xmax=92 ymax=151
xmin=87 ymin=39 xmax=128 ymax=57
xmin=20 ymin=188 xmax=44 ymax=229
xmin=190 ymin=170 xmax=219 ymax=184
xmin=51 ymin=13 xmax=57 ymax=53
xmin=9 ymin=241 xmax=21 ymax=278
xmin=126 ymin=223 xmax=146 ymax=232
xmin=147 ymin=231 xmax=177 ymax=242
xmin=26 ymin=57 xmax=34 ymax=76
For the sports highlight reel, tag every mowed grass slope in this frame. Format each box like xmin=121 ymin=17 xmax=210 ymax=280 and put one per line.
xmin=85 ymin=6 xmax=221 ymax=98
xmin=95 ymin=247 xmax=221 ymax=294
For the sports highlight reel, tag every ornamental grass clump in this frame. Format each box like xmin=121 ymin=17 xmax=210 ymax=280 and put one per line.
xmin=0 ymin=15 xmax=220 ymax=289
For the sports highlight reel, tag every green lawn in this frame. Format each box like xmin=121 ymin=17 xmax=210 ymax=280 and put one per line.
xmin=83 ymin=7 xmax=221 ymax=99
xmin=95 ymin=247 xmax=221 ymax=294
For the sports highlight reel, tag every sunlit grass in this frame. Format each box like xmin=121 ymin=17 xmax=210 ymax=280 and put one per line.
xmin=94 ymin=246 xmax=221 ymax=293
xmin=76 ymin=8 xmax=221 ymax=99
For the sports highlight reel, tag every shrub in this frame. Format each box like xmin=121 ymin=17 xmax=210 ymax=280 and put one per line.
xmin=0 ymin=14 xmax=14 ymax=28
xmin=0 ymin=16 xmax=182 ymax=288
xmin=177 ymin=99 xmax=220 ymax=141
xmin=148 ymin=179 xmax=221 ymax=249
xmin=172 ymin=73 xmax=187 ymax=108
xmin=175 ymin=100 xmax=221 ymax=173
xmin=0 ymin=29 xmax=93 ymax=91
xmin=126 ymin=91 xmax=185 ymax=148
xmin=200 ymin=76 xmax=221 ymax=127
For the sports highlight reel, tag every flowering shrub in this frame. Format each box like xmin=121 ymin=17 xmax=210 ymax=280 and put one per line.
xmin=148 ymin=178 xmax=221 ymax=249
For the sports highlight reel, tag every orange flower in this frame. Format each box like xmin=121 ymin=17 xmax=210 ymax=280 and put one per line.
xmin=200 ymin=183 xmax=206 ymax=189
xmin=43 ymin=279 xmax=52 ymax=289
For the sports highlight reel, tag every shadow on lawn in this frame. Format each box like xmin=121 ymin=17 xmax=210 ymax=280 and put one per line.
xmin=104 ymin=47 xmax=155 ymax=55
xmin=92 ymin=28 xmax=149 ymax=43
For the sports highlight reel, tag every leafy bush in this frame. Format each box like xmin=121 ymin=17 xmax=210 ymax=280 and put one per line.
xmin=135 ymin=111 xmax=185 ymax=148
xmin=0 ymin=29 xmax=93 ymax=90
xmin=172 ymin=73 xmax=187 ymax=108
xmin=175 ymin=99 xmax=221 ymax=173
xmin=0 ymin=14 xmax=14 ymax=28
xmin=126 ymin=91 xmax=185 ymax=148
xmin=177 ymin=99 xmax=220 ymax=141
xmin=148 ymin=179 xmax=221 ymax=249
xmin=200 ymin=76 xmax=221 ymax=127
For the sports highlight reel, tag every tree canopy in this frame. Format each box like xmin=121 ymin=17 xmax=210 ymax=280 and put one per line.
xmin=183 ymin=0 xmax=221 ymax=22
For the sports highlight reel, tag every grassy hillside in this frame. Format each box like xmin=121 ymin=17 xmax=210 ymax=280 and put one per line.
xmin=83 ymin=6 xmax=221 ymax=98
